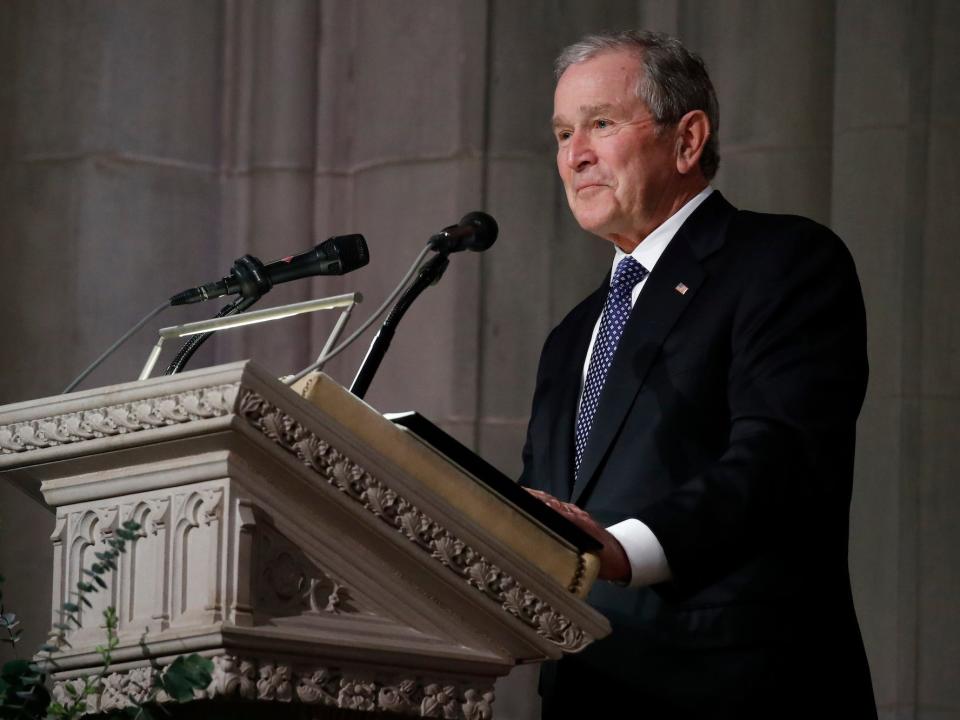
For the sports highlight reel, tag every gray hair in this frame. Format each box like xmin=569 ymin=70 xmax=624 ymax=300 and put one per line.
xmin=555 ymin=30 xmax=720 ymax=179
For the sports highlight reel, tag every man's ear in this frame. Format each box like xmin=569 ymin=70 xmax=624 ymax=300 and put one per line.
xmin=675 ymin=109 xmax=710 ymax=176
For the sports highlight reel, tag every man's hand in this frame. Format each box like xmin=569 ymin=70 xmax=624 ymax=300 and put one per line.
xmin=525 ymin=488 xmax=631 ymax=583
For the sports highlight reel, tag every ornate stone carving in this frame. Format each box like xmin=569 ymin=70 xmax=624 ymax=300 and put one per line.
xmin=0 ymin=384 xmax=238 ymax=455
xmin=209 ymin=655 xmax=257 ymax=699
xmin=236 ymin=389 xmax=592 ymax=652
xmin=462 ymin=688 xmax=495 ymax=720
xmin=52 ymin=655 xmax=496 ymax=718
xmin=421 ymin=683 xmax=459 ymax=718
xmin=206 ymin=655 xmax=494 ymax=720
xmin=256 ymin=524 xmax=361 ymax=617
xmin=198 ymin=488 xmax=223 ymax=526
xmin=256 ymin=662 xmax=293 ymax=702
xmin=145 ymin=498 xmax=170 ymax=536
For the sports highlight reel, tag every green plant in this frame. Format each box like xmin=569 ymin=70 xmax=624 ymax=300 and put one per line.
xmin=1 ymin=520 xmax=212 ymax=720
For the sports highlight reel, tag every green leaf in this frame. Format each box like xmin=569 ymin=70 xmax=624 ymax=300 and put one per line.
xmin=122 ymin=520 xmax=142 ymax=532
xmin=62 ymin=602 xmax=80 ymax=614
xmin=161 ymin=654 xmax=212 ymax=702
xmin=80 ymin=595 xmax=93 ymax=609
xmin=76 ymin=581 xmax=95 ymax=593
xmin=39 ymin=644 xmax=59 ymax=654
xmin=116 ymin=528 xmax=136 ymax=541
xmin=2 ymin=658 xmax=31 ymax=677
xmin=53 ymin=622 xmax=71 ymax=631
xmin=90 ymin=563 xmax=105 ymax=574
xmin=93 ymin=575 xmax=108 ymax=589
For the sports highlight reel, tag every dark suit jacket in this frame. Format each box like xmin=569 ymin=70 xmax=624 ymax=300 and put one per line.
xmin=520 ymin=192 xmax=877 ymax=718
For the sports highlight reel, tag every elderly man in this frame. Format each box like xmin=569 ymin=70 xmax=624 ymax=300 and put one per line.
xmin=520 ymin=31 xmax=877 ymax=718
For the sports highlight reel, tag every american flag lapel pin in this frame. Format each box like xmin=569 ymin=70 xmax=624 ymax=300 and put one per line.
xmin=675 ymin=282 xmax=689 ymax=295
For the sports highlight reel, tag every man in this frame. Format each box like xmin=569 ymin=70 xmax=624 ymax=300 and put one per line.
xmin=520 ymin=31 xmax=876 ymax=718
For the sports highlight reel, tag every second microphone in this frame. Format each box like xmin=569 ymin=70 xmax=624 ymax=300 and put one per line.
xmin=170 ymin=234 xmax=369 ymax=306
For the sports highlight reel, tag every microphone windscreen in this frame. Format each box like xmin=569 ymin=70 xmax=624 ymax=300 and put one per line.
xmin=459 ymin=211 xmax=498 ymax=252
xmin=330 ymin=233 xmax=370 ymax=272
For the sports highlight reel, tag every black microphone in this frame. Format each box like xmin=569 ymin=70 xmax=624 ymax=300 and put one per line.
xmin=170 ymin=234 xmax=369 ymax=306
xmin=428 ymin=211 xmax=498 ymax=253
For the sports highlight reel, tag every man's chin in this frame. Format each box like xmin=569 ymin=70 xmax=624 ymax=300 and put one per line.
xmin=572 ymin=212 xmax=614 ymax=239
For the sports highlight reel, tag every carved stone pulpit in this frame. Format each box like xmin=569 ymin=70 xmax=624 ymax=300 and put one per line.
xmin=0 ymin=361 xmax=610 ymax=718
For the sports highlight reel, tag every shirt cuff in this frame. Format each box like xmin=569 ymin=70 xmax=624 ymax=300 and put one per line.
xmin=606 ymin=518 xmax=672 ymax=588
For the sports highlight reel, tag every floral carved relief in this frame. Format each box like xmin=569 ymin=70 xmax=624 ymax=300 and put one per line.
xmin=52 ymin=655 xmax=495 ymax=718
xmin=0 ymin=384 xmax=238 ymax=455
xmin=236 ymin=389 xmax=591 ymax=653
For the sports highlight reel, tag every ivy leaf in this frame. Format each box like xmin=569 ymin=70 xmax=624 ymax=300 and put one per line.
xmin=122 ymin=520 xmax=142 ymax=532
xmin=161 ymin=654 xmax=212 ymax=702
xmin=2 ymin=658 xmax=31 ymax=678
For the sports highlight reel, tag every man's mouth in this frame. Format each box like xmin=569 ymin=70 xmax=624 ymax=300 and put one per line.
xmin=575 ymin=183 xmax=606 ymax=193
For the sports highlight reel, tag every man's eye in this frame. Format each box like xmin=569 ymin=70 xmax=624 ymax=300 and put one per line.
xmin=557 ymin=130 xmax=572 ymax=142
xmin=595 ymin=119 xmax=611 ymax=130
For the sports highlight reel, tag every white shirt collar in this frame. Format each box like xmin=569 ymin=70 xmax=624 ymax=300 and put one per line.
xmin=611 ymin=186 xmax=714 ymax=277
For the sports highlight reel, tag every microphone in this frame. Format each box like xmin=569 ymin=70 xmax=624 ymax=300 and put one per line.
xmin=170 ymin=234 xmax=369 ymax=306
xmin=428 ymin=211 xmax=498 ymax=254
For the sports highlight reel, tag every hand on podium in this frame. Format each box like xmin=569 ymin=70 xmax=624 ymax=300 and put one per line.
xmin=524 ymin=488 xmax=630 ymax=584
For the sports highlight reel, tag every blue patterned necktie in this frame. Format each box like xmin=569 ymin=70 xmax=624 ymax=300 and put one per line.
xmin=574 ymin=256 xmax=649 ymax=475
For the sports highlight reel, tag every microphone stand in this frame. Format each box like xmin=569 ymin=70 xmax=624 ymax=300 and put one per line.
xmin=349 ymin=251 xmax=450 ymax=399
xmin=164 ymin=254 xmax=272 ymax=375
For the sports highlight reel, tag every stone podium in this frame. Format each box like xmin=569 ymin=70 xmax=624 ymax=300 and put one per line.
xmin=0 ymin=361 xmax=610 ymax=718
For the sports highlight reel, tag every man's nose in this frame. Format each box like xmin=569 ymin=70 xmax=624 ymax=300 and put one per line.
xmin=564 ymin=130 xmax=596 ymax=171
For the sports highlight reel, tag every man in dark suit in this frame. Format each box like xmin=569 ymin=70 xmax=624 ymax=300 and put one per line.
xmin=520 ymin=31 xmax=877 ymax=718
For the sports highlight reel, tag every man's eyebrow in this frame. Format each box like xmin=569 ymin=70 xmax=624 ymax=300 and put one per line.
xmin=551 ymin=104 xmax=618 ymax=128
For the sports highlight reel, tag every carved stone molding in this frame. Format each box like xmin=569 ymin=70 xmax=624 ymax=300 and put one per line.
xmin=257 ymin=522 xmax=362 ymax=617
xmin=0 ymin=384 xmax=239 ymax=455
xmin=51 ymin=654 xmax=496 ymax=719
xmin=236 ymin=389 xmax=592 ymax=653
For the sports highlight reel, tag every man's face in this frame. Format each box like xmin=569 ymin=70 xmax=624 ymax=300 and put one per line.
xmin=552 ymin=50 xmax=679 ymax=246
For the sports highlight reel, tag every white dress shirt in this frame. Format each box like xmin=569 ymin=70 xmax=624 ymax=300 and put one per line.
xmin=578 ymin=186 xmax=714 ymax=587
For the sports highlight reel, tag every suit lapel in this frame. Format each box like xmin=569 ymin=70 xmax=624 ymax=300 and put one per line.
xmin=570 ymin=191 xmax=736 ymax=504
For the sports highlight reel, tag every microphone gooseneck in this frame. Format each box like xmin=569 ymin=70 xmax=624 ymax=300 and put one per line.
xmin=349 ymin=211 xmax=498 ymax=399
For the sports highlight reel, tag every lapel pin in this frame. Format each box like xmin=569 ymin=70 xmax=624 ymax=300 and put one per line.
xmin=675 ymin=283 xmax=689 ymax=295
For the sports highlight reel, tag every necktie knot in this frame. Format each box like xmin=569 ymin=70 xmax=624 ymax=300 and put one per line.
xmin=611 ymin=256 xmax=648 ymax=290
